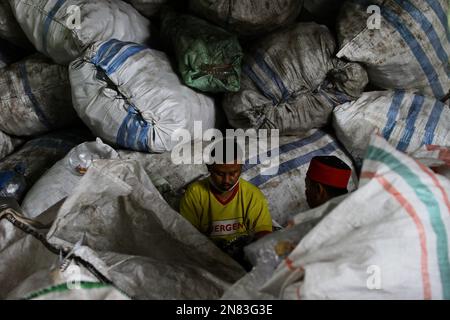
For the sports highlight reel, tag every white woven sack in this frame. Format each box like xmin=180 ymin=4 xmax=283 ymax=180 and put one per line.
xmin=333 ymin=90 xmax=450 ymax=165
xmin=260 ymin=135 xmax=450 ymax=299
xmin=10 ymin=0 xmax=151 ymax=64
xmin=337 ymin=0 xmax=449 ymax=99
xmin=70 ymin=39 xmax=217 ymax=153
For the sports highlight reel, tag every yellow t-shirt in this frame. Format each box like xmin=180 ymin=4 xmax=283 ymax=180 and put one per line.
xmin=180 ymin=178 xmax=272 ymax=244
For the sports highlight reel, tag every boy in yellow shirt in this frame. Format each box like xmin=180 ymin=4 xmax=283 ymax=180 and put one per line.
xmin=180 ymin=139 xmax=273 ymax=265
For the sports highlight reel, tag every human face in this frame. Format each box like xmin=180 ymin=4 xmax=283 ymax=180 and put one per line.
xmin=305 ymin=176 xmax=328 ymax=209
xmin=209 ymin=164 xmax=242 ymax=192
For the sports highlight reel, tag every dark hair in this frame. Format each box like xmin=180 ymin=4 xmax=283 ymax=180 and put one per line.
xmin=207 ymin=138 xmax=243 ymax=165
xmin=312 ymin=156 xmax=351 ymax=196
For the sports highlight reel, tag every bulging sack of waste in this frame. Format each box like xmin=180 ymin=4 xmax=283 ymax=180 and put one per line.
xmin=189 ymin=0 xmax=303 ymax=37
xmin=0 ymin=203 xmax=128 ymax=300
xmin=161 ymin=11 xmax=243 ymax=93
xmin=46 ymin=160 xmax=245 ymax=299
xmin=0 ymin=54 xmax=78 ymax=137
xmin=124 ymin=0 xmax=169 ymax=18
xmin=337 ymin=0 xmax=450 ymax=100
xmin=0 ymin=131 xmax=23 ymax=162
xmin=10 ymin=0 xmax=151 ymax=65
xmin=0 ymin=1 xmax=32 ymax=48
xmin=22 ymin=139 xmax=119 ymax=219
xmin=0 ymin=131 xmax=87 ymax=202
xmin=332 ymin=90 xmax=450 ymax=166
xmin=70 ymin=39 xmax=217 ymax=153
xmin=256 ymin=135 xmax=450 ymax=300
xmin=223 ymin=23 xmax=368 ymax=134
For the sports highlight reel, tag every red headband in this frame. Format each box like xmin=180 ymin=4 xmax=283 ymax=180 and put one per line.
xmin=307 ymin=159 xmax=351 ymax=189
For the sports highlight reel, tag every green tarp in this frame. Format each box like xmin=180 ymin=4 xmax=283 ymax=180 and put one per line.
xmin=161 ymin=11 xmax=243 ymax=93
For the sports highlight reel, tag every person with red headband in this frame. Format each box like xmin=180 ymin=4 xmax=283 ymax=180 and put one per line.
xmin=305 ymin=156 xmax=352 ymax=209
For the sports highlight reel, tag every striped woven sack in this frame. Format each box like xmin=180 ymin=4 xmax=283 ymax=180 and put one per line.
xmin=260 ymin=134 xmax=450 ymax=299
xmin=333 ymin=90 xmax=450 ymax=166
xmin=9 ymin=0 xmax=150 ymax=65
xmin=70 ymin=39 xmax=217 ymax=153
xmin=337 ymin=0 xmax=450 ymax=100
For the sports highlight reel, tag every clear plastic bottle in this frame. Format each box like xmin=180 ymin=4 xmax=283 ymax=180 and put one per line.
xmin=67 ymin=147 xmax=94 ymax=176
xmin=66 ymin=139 xmax=119 ymax=176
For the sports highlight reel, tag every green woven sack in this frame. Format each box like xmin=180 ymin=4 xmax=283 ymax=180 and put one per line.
xmin=161 ymin=11 xmax=243 ymax=93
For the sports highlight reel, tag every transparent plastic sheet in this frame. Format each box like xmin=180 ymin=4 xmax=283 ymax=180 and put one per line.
xmin=46 ymin=159 xmax=246 ymax=299
xmin=22 ymin=138 xmax=119 ymax=219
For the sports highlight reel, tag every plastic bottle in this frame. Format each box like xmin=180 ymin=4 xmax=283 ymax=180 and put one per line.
xmin=67 ymin=146 xmax=95 ymax=176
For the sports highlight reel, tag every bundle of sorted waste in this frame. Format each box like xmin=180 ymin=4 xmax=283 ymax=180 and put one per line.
xmin=223 ymin=23 xmax=368 ymax=134
xmin=161 ymin=11 xmax=243 ymax=93
xmin=337 ymin=0 xmax=449 ymax=100
xmin=70 ymin=39 xmax=217 ymax=153
xmin=10 ymin=0 xmax=151 ymax=64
